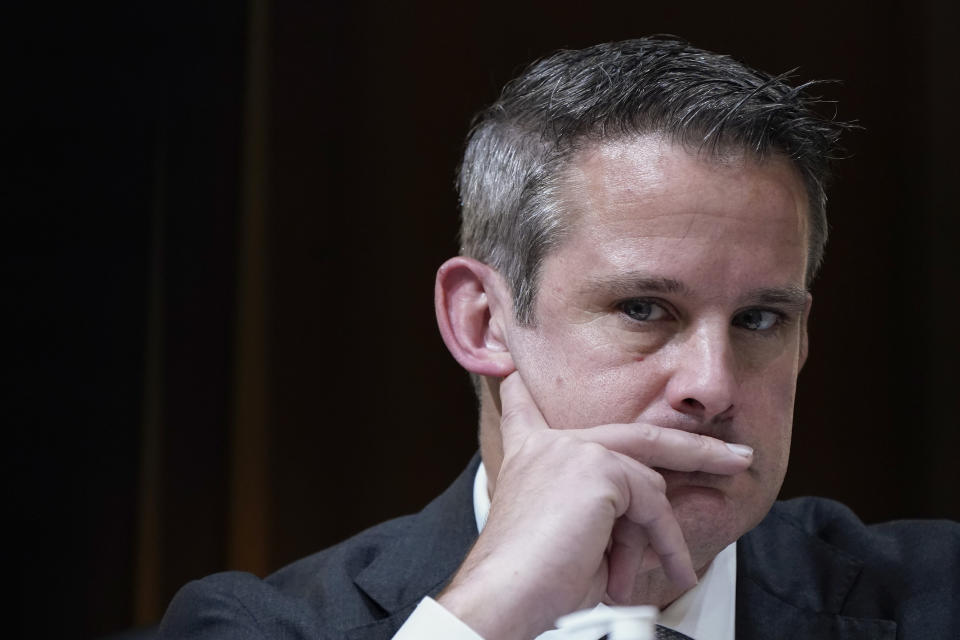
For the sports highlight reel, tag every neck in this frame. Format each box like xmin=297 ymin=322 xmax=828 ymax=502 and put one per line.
xmin=477 ymin=376 xmax=504 ymax=492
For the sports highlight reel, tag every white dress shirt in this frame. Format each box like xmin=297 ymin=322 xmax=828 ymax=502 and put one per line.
xmin=394 ymin=462 xmax=737 ymax=640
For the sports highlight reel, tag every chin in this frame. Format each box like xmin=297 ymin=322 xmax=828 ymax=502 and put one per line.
xmin=664 ymin=475 xmax=771 ymax=569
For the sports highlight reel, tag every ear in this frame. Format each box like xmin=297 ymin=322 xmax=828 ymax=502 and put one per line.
xmin=434 ymin=257 xmax=516 ymax=377
xmin=799 ymin=293 xmax=812 ymax=370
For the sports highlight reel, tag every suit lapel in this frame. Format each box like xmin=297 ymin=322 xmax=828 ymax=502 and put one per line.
xmin=735 ymin=504 xmax=896 ymax=640
xmin=347 ymin=454 xmax=482 ymax=639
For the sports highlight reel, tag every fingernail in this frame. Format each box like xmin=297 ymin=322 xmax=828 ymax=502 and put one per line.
xmin=725 ymin=443 xmax=753 ymax=457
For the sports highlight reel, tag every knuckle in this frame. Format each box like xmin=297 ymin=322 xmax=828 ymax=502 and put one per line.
xmin=639 ymin=495 xmax=672 ymax=527
xmin=579 ymin=440 xmax=610 ymax=460
xmin=649 ymin=469 xmax=667 ymax=493
xmin=640 ymin=425 xmax=664 ymax=448
xmin=691 ymin=432 xmax=712 ymax=453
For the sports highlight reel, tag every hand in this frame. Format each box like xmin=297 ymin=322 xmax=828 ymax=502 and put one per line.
xmin=438 ymin=371 xmax=753 ymax=640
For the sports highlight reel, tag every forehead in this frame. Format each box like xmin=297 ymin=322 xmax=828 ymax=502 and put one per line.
xmin=547 ymin=136 xmax=810 ymax=297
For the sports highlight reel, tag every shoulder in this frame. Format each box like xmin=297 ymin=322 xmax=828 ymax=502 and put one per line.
xmin=750 ymin=497 xmax=960 ymax=630
xmin=158 ymin=454 xmax=482 ymax=640
xmin=268 ymin=512 xmax=418 ymax=604
xmin=158 ymin=514 xmax=417 ymax=640
xmin=767 ymin=496 xmax=960 ymax=567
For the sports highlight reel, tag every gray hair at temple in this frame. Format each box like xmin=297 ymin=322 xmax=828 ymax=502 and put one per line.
xmin=457 ymin=37 xmax=849 ymax=325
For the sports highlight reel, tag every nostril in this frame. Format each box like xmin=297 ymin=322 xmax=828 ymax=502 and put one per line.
xmin=682 ymin=397 xmax=705 ymax=411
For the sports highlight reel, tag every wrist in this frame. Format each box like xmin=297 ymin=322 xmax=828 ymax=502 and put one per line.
xmin=437 ymin=562 xmax=555 ymax=640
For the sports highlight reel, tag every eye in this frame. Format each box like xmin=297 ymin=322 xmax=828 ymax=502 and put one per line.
xmin=619 ymin=299 xmax=671 ymax=323
xmin=733 ymin=308 xmax=782 ymax=331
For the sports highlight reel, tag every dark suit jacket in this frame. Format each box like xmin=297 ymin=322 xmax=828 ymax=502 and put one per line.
xmin=160 ymin=455 xmax=959 ymax=639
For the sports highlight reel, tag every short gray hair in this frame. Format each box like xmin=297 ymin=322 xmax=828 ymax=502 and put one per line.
xmin=457 ymin=37 xmax=849 ymax=325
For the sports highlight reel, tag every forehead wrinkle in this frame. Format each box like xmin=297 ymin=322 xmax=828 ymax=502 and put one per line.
xmin=547 ymin=138 xmax=811 ymax=307
xmin=556 ymin=137 xmax=808 ymax=250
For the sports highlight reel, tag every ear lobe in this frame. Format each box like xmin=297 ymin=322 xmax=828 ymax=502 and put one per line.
xmin=435 ymin=257 xmax=515 ymax=377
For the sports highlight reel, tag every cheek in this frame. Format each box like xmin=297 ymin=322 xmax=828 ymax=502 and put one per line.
xmin=740 ymin=334 xmax=802 ymax=415
xmin=743 ymin=364 xmax=797 ymax=470
xmin=513 ymin=326 xmax=665 ymax=429
xmin=539 ymin=356 xmax=665 ymax=430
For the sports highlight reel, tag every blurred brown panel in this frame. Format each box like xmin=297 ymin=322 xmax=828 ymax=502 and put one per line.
xmin=134 ymin=135 xmax=168 ymax=625
xmin=229 ymin=0 xmax=272 ymax=577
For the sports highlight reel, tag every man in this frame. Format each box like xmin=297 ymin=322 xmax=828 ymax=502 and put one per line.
xmin=160 ymin=38 xmax=959 ymax=639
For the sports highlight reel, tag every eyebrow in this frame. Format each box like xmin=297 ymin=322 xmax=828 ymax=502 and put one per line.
xmin=579 ymin=272 xmax=809 ymax=310
xmin=748 ymin=286 xmax=809 ymax=310
xmin=579 ymin=274 xmax=691 ymax=298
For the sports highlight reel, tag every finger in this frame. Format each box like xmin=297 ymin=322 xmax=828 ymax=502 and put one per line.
xmin=614 ymin=453 xmax=698 ymax=590
xmin=640 ymin=546 xmax=662 ymax=572
xmin=647 ymin=514 xmax=697 ymax=591
xmin=498 ymin=371 xmax=549 ymax=452
xmin=606 ymin=517 xmax=647 ymax=604
xmin=570 ymin=422 xmax=753 ymax=475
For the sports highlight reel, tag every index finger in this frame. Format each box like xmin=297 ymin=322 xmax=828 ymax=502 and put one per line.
xmin=570 ymin=423 xmax=753 ymax=475
xmin=498 ymin=371 xmax=549 ymax=452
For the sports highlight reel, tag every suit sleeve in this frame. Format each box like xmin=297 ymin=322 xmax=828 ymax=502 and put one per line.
xmin=157 ymin=574 xmax=477 ymax=640
xmin=158 ymin=572 xmax=326 ymax=640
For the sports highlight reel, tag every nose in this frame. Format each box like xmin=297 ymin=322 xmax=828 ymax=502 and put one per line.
xmin=665 ymin=322 xmax=737 ymax=422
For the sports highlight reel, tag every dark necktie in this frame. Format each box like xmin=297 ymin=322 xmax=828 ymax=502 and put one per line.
xmin=655 ymin=625 xmax=694 ymax=639
xmin=597 ymin=627 xmax=693 ymax=640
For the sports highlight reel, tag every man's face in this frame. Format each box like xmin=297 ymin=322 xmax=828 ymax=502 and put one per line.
xmin=503 ymin=135 xmax=810 ymax=568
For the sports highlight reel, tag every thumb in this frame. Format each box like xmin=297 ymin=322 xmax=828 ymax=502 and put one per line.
xmin=498 ymin=371 xmax=549 ymax=453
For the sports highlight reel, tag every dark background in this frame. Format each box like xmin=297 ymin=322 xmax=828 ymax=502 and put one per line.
xmin=7 ymin=1 xmax=959 ymax=636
